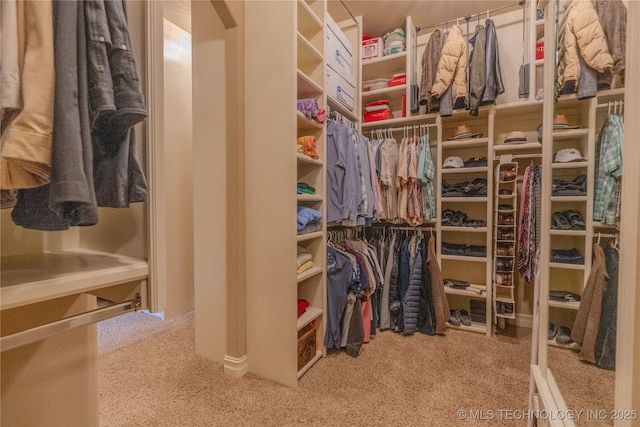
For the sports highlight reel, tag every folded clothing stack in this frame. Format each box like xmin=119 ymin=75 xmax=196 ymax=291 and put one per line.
xmin=297 ymin=98 xmax=327 ymax=123
xmin=297 ymin=182 xmax=316 ymax=195
xmin=442 ymin=178 xmax=488 ymax=197
xmin=441 ymin=242 xmax=487 ymax=257
xmin=441 ymin=209 xmax=486 ymax=227
xmin=551 ymin=210 xmax=585 ymax=230
xmin=297 ymin=246 xmax=315 ymax=275
xmin=297 ymin=206 xmax=322 ymax=235
xmin=550 ymin=248 xmax=584 ymax=265
xmin=382 ymin=28 xmax=406 ymax=55
xmin=551 ymin=174 xmax=586 ymax=196
xmin=297 ymin=135 xmax=319 ymax=159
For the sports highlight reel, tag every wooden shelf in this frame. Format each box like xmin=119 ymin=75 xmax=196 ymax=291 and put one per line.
xmin=550 ymin=196 xmax=587 ymax=202
xmin=297 ymin=194 xmax=322 ymax=202
xmin=297 ymin=349 xmax=322 ymax=379
xmin=296 ymin=111 xmax=323 ymax=130
xmin=441 ymin=137 xmax=489 ymax=149
xmin=297 ymin=69 xmax=323 ymax=98
xmin=446 ymin=321 xmax=487 ymax=334
xmin=552 ymin=128 xmax=589 ymax=140
xmin=297 ymin=32 xmax=323 ymax=65
xmin=361 ymin=84 xmax=406 ymax=99
xmin=361 ymin=51 xmax=407 ymax=80
xmin=493 ymin=142 xmax=542 ymax=152
xmin=297 ymin=306 xmax=322 ymax=330
xmin=441 ymin=226 xmax=488 ymax=233
xmin=442 ymin=166 xmax=488 ymax=175
xmin=549 ymin=262 xmax=585 ymax=270
xmin=296 ymin=153 xmax=323 ymax=166
xmin=440 ymin=197 xmax=488 ymax=203
xmin=297 ymin=231 xmax=323 ymax=242
xmin=441 ymin=254 xmax=488 ymax=263
xmin=445 ymin=285 xmax=487 ymax=298
xmin=551 ymin=161 xmax=588 ymax=169
xmin=296 ymin=0 xmax=322 ymax=34
xmin=297 ymin=266 xmax=323 ymax=284
xmin=327 ymin=95 xmax=358 ymax=122
xmin=1 ymin=251 xmax=148 ymax=310
xmin=361 ymin=112 xmax=438 ymax=129
xmin=550 ymin=229 xmax=586 ymax=237
xmin=548 ymin=340 xmax=581 ymax=350
xmin=548 ymin=299 xmax=581 ymax=310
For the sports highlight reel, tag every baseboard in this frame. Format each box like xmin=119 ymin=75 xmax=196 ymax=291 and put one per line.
xmin=223 ymin=354 xmax=249 ymax=378
xmin=508 ymin=313 xmax=533 ymax=329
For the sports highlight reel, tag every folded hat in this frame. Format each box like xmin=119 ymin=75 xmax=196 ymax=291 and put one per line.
xmin=553 ymin=114 xmax=581 ymax=129
xmin=442 ymin=156 xmax=464 ymax=169
xmin=446 ymin=124 xmax=482 ymax=141
xmin=554 ymin=148 xmax=586 ymax=163
xmin=504 ymin=130 xmax=535 ymax=144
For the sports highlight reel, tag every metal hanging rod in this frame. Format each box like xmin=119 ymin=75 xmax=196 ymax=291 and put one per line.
xmin=338 ymin=0 xmax=358 ymax=25
xmin=416 ymin=1 xmax=524 ymax=33
xmin=372 ymin=123 xmax=437 ymax=133
xmin=496 ymin=153 xmax=543 ymax=161
xmin=1 ymin=296 xmax=141 ymax=352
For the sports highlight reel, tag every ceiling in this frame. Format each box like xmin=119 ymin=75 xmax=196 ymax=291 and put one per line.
xmin=164 ymin=1 xmax=522 ymax=37
xmin=327 ymin=0 xmax=520 ymax=36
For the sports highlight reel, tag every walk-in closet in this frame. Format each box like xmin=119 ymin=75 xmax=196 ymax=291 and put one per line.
xmin=1 ymin=1 xmax=639 ymax=426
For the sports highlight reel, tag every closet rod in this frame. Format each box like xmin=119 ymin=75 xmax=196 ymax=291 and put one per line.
xmin=415 ymin=1 xmax=524 ymax=33
xmin=0 ymin=296 xmax=141 ymax=352
xmin=338 ymin=0 xmax=358 ymax=25
xmin=374 ymin=123 xmax=437 ymax=133
xmin=496 ymin=153 xmax=542 ymax=160
xmin=596 ymin=101 xmax=625 ymax=109
xmin=594 ymin=233 xmax=618 ymax=239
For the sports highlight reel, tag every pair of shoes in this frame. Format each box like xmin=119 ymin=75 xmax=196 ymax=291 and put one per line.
xmin=498 ymin=214 xmax=514 ymax=225
xmin=555 ymin=325 xmax=573 ymax=344
xmin=449 ymin=309 xmax=472 ymax=326
xmin=496 ymin=302 xmax=513 ymax=315
xmin=549 ymin=290 xmax=581 ymax=302
xmin=497 ymin=229 xmax=514 ymax=240
xmin=496 ymin=259 xmax=513 ymax=271
xmin=548 ymin=322 xmax=559 ymax=340
xmin=444 ymin=278 xmax=470 ymax=289
xmin=495 ymin=273 xmax=512 ymax=286
xmin=499 ymin=170 xmax=517 ymax=181
xmin=496 ymin=245 xmax=514 ymax=256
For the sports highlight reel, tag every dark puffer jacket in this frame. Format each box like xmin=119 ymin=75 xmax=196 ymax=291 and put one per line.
xmin=402 ymin=239 xmax=423 ymax=335
xmin=388 ymin=236 xmax=403 ymax=330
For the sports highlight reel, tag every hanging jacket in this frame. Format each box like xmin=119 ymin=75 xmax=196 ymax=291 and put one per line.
xmin=388 ymin=236 xmax=402 ymax=330
xmin=571 ymin=244 xmax=606 ymax=364
xmin=417 ymin=238 xmax=437 ymax=335
xmin=1 ymin=0 xmax=55 ymax=190
xmin=468 ymin=24 xmax=486 ymax=116
xmin=428 ymin=235 xmax=450 ymax=334
xmin=431 ymin=25 xmax=467 ymax=110
xmin=419 ymin=28 xmax=443 ymax=112
xmin=557 ymin=0 xmax=613 ymax=96
xmin=595 ymin=0 xmax=626 ymax=88
xmin=480 ymin=19 xmax=504 ymax=106
xmin=402 ymin=238 xmax=423 ymax=335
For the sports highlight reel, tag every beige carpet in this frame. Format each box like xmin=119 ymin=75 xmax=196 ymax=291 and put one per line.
xmin=97 ymin=311 xmax=614 ymax=427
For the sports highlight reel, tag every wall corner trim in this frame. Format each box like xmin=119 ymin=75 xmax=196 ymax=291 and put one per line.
xmin=223 ymin=354 xmax=249 ymax=378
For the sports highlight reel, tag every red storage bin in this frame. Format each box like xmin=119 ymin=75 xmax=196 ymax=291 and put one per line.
xmin=536 ymin=41 xmax=544 ymax=60
xmin=388 ymin=73 xmax=406 ymax=87
xmin=364 ymin=109 xmax=393 ymax=122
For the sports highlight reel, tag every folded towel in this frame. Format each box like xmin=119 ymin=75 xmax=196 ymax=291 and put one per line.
xmin=297 ymin=246 xmax=312 ymax=268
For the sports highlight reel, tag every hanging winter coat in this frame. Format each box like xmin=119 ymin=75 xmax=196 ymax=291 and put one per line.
xmin=431 ymin=25 xmax=468 ymax=110
xmin=557 ymin=0 xmax=613 ymax=96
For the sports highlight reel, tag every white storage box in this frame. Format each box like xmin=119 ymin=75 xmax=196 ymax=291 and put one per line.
xmin=362 ymin=37 xmax=383 ymax=61
xmin=325 ymin=13 xmax=353 ymax=81
xmin=326 ymin=65 xmax=355 ymax=111
xmin=362 ymin=78 xmax=388 ymax=92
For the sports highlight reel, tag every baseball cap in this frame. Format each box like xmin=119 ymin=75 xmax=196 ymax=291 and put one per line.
xmin=554 ymin=148 xmax=586 ymax=163
xmin=442 ymin=156 xmax=464 ymax=169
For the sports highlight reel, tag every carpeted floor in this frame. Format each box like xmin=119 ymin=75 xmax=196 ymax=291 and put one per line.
xmin=97 ymin=311 xmax=614 ymax=427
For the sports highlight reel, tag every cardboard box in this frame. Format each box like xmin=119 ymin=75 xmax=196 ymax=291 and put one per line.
xmin=326 ymin=65 xmax=356 ymax=111
xmin=362 ymin=37 xmax=383 ymax=61
xmin=325 ymin=13 xmax=353 ymax=81
xmin=297 ymin=324 xmax=317 ymax=371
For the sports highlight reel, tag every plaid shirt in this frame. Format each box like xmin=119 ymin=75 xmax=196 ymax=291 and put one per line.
xmin=594 ymin=114 xmax=623 ymax=224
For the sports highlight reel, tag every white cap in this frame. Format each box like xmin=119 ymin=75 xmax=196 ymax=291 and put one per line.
xmin=554 ymin=148 xmax=586 ymax=163
xmin=442 ymin=156 xmax=464 ymax=169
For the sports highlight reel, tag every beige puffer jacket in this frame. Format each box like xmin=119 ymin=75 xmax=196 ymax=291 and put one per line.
xmin=557 ymin=0 xmax=613 ymax=91
xmin=431 ymin=24 xmax=467 ymax=106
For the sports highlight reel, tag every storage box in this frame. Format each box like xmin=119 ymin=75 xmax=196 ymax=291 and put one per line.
xmin=325 ymin=13 xmax=353 ymax=81
xmin=470 ymin=299 xmax=486 ymax=324
xmin=364 ymin=109 xmax=393 ymax=122
xmin=536 ymin=40 xmax=544 ymax=60
xmin=298 ymin=323 xmax=317 ymax=371
xmin=388 ymin=73 xmax=406 ymax=87
xmin=326 ymin=65 xmax=356 ymax=111
xmin=362 ymin=37 xmax=383 ymax=61
xmin=362 ymin=78 xmax=388 ymax=92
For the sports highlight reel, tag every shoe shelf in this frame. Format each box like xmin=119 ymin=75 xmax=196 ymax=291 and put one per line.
xmin=441 ymin=254 xmax=488 ymax=263
xmin=548 ymin=299 xmax=581 ymax=310
xmin=297 ymin=266 xmax=323 ymax=284
xmin=442 ymin=166 xmax=488 ymax=175
xmin=549 ymin=262 xmax=585 ymax=270
xmin=493 ymin=161 xmax=518 ymax=330
xmin=446 ymin=321 xmax=487 ymax=334
xmin=445 ymin=284 xmax=487 ymax=298
xmin=548 ymin=340 xmax=581 ymax=351
xmin=441 ymin=197 xmax=488 ymax=203
xmin=441 ymin=226 xmax=487 ymax=233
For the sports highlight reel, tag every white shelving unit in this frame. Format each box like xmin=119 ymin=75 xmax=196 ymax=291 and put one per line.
xmin=493 ymin=161 xmax=519 ymax=329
